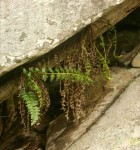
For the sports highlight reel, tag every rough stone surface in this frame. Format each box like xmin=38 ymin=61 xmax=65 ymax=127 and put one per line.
xmin=68 ymin=74 xmax=140 ymax=150
xmin=46 ymin=67 xmax=140 ymax=150
xmin=0 ymin=0 xmax=124 ymax=77
xmin=132 ymin=52 xmax=140 ymax=68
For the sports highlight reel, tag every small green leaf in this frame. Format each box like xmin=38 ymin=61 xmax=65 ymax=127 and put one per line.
xmin=42 ymin=67 xmax=46 ymax=73
xmin=23 ymin=68 xmax=27 ymax=75
xmin=48 ymin=68 xmax=53 ymax=73
xmin=27 ymin=71 xmax=32 ymax=78
xmin=35 ymin=68 xmax=40 ymax=72
xmin=59 ymin=67 xmax=64 ymax=73
xmin=42 ymin=75 xmax=48 ymax=81
xmin=50 ymin=74 xmax=55 ymax=81
xmin=55 ymin=68 xmax=59 ymax=73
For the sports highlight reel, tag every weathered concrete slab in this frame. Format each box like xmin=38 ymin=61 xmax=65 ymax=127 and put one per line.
xmin=132 ymin=52 xmax=140 ymax=68
xmin=68 ymin=74 xmax=140 ymax=150
xmin=0 ymin=0 xmax=127 ymax=77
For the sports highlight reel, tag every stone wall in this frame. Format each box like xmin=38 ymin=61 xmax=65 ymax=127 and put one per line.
xmin=0 ymin=0 xmax=124 ymax=77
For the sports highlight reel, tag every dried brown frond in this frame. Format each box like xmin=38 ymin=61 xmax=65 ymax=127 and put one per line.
xmin=18 ymin=99 xmax=29 ymax=133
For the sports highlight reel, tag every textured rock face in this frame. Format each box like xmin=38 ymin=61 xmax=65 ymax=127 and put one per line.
xmin=132 ymin=52 xmax=140 ymax=68
xmin=0 ymin=0 xmax=124 ymax=76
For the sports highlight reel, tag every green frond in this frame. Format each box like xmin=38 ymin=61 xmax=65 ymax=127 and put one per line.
xmin=20 ymin=90 xmax=40 ymax=126
xmin=99 ymin=35 xmax=105 ymax=49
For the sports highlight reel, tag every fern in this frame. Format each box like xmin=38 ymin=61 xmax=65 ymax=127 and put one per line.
xmin=94 ymin=27 xmax=119 ymax=80
xmin=51 ymin=67 xmax=93 ymax=83
xmin=20 ymin=90 xmax=40 ymax=126
xmin=21 ymin=65 xmax=93 ymax=126
xmin=94 ymin=41 xmax=111 ymax=80
xmin=28 ymin=66 xmax=93 ymax=84
xmin=23 ymin=68 xmax=45 ymax=108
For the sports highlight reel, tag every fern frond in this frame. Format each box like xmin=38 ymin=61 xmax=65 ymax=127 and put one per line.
xmin=94 ymin=43 xmax=111 ymax=79
xmin=20 ymin=90 xmax=40 ymax=126
xmin=102 ymin=63 xmax=111 ymax=80
xmin=53 ymin=67 xmax=93 ymax=83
